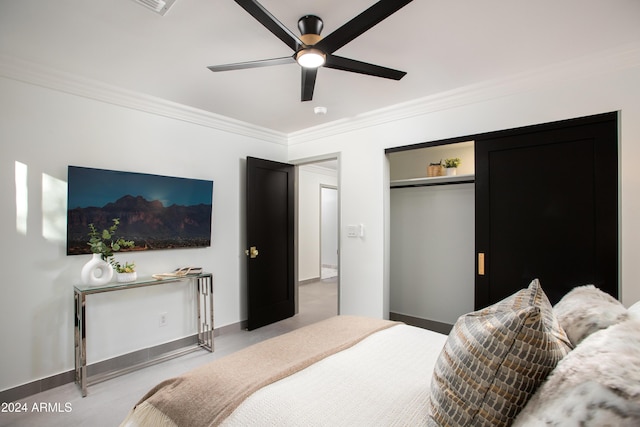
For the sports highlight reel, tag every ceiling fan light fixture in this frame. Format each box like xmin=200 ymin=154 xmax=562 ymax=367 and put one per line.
xmin=296 ymin=48 xmax=326 ymax=68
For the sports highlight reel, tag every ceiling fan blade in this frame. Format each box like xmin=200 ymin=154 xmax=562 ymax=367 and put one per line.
xmin=234 ymin=0 xmax=302 ymax=52
xmin=208 ymin=56 xmax=295 ymax=72
xmin=315 ymin=0 xmax=413 ymax=54
xmin=301 ymin=68 xmax=318 ymax=101
xmin=324 ymin=55 xmax=406 ymax=80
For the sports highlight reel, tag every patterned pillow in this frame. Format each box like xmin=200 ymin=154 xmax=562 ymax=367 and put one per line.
xmin=553 ymin=284 xmax=628 ymax=346
xmin=427 ymin=279 xmax=572 ymax=427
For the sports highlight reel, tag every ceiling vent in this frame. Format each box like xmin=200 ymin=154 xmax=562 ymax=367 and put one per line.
xmin=132 ymin=0 xmax=176 ymax=15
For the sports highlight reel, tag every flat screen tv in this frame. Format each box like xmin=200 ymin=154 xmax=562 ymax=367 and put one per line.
xmin=67 ymin=166 xmax=213 ymax=255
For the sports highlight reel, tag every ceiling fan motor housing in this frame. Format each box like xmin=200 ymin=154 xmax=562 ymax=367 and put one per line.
xmin=298 ymin=15 xmax=323 ymax=45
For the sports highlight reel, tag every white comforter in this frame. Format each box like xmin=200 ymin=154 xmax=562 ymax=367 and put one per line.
xmin=221 ymin=324 xmax=447 ymax=426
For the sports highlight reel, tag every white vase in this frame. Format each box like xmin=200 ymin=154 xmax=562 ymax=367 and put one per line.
xmin=116 ymin=271 xmax=137 ymax=283
xmin=445 ymin=167 xmax=457 ymax=176
xmin=80 ymin=253 xmax=113 ymax=286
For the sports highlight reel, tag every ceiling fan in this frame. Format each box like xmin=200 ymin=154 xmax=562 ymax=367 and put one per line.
xmin=208 ymin=0 xmax=413 ymax=101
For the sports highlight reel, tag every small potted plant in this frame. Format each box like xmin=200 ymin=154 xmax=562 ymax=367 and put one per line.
xmin=443 ymin=157 xmax=461 ymax=176
xmin=112 ymin=261 xmax=137 ymax=283
xmin=81 ymin=218 xmax=135 ymax=285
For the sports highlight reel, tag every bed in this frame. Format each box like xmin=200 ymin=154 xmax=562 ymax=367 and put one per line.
xmin=121 ymin=280 xmax=640 ymax=427
xmin=120 ymin=315 xmax=448 ymax=426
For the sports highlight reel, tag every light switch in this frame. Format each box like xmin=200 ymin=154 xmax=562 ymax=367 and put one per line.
xmin=347 ymin=224 xmax=364 ymax=238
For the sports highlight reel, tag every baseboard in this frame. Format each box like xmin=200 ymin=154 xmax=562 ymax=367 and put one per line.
xmin=389 ymin=312 xmax=453 ymax=335
xmin=0 ymin=371 xmax=76 ymax=406
xmin=0 ymin=321 xmax=246 ymax=403
xmin=321 ymin=264 xmax=338 ymax=269
xmin=216 ymin=319 xmax=248 ymax=334
xmin=298 ymin=277 xmax=321 ymax=285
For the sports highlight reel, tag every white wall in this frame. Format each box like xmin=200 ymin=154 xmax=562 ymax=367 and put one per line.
xmin=0 ymin=75 xmax=287 ymax=391
xmin=290 ymin=132 xmax=394 ymax=319
xmin=297 ymin=165 xmax=338 ymax=281
xmin=288 ymin=47 xmax=640 ymax=320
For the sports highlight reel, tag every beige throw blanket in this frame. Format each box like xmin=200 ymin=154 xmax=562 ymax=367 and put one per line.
xmin=123 ymin=315 xmax=398 ymax=427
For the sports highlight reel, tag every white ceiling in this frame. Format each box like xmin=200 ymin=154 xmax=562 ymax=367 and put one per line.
xmin=1 ymin=0 xmax=639 ymax=134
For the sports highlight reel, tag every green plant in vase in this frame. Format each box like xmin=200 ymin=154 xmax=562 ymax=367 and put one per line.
xmin=111 ymin=261 xmax=136 ymax=273
xmin=112 ymin=260 xmax=137 ymax=282
xmin=443 ymin=157 xmax=461 ymax=176
xmin=82 ymin=218 xmax=135 ymax=286
xmin=87 ymin=218 xmax=135 ymax=262
xmin=112 ymin=261 xmax=135 ymax=274
xmin=443 ymin=157 xmax=461 ymax=169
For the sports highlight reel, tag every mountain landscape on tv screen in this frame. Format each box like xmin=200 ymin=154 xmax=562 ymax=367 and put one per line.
xmin=67 ymin=195 xmax=212 ymax=255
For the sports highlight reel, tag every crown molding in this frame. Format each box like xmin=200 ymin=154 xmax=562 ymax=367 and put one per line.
xmin=287 ymin=41 xmax=640 ymax=146
xmin=2 ymin=41 xmax=639 ymax=148
xmin=0 ymin=54 xmax=288 ymax=146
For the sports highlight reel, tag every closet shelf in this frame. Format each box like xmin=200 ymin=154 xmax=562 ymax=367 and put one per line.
xmin=390 ymin=174 xmax=475 ymax=188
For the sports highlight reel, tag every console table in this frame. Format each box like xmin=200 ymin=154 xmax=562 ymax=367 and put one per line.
xmin=74 ymin=273 xmax=213 ymax=397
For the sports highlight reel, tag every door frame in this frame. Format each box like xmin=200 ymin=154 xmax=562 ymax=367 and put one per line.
xmin=291 ymin=154 xmax=341 ymax=315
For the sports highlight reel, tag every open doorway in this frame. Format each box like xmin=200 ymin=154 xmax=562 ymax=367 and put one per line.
xmin=296 ymin=159 xmax=339 ymax=320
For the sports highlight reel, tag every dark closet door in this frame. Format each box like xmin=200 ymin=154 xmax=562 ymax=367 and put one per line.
xmin=475 ymin=112 xmax=618 ymax=308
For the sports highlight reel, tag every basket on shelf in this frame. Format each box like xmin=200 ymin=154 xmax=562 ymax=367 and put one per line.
xmin=427 ymin=161 xmax=444 ymax=177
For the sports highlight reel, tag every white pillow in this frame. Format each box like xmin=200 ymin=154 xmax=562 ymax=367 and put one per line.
xmin=513 ymin=319 xmax=640 ymax=426
xmin=553 ymin=285 xmax=628 ymax=346
xmin=628 ymin=300 xmax=640 ymax=321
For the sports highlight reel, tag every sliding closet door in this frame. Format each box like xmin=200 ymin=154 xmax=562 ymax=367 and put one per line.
xmin=475 ymin=112 xmax=618 ymax=308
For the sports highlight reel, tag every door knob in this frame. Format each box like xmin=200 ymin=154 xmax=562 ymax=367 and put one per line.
xmin=245 ymin=246 xmax=259 ymax=259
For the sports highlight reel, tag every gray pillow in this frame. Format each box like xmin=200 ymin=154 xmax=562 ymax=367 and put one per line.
xmin=553 ymin=285 xmax=628 ymax=346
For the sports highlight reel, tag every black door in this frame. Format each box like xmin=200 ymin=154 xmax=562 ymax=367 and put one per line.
xmin=246 ymin=157 xmax=295 ymax=330
xmin=475 ymin=112 xmax=618 ymax=308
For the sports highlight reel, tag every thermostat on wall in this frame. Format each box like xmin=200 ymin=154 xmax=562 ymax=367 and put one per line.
xmin=347 ymin=224 xmax=364 ymax=238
